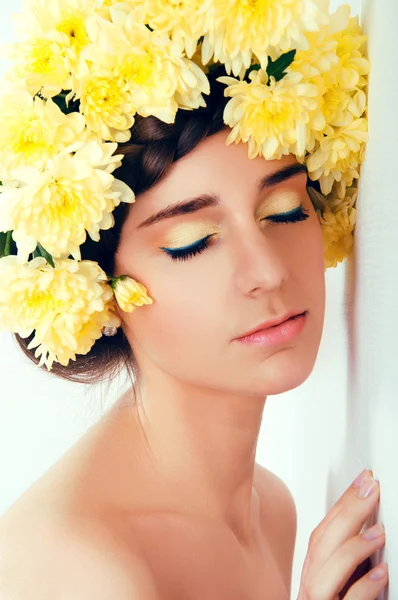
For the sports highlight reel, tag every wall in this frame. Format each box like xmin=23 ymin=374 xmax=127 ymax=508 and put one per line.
xmin=263 ymin=0 xmax=395 ymax=596
xmin=0 ymin=1 xmax=394 ymax=599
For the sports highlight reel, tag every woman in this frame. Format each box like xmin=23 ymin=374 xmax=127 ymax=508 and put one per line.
xmin=0 ymin=0 xmax=387 ymax=598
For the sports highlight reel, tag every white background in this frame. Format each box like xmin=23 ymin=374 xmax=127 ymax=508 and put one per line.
xmin=1 ymin=0 xmax=395 ymax=598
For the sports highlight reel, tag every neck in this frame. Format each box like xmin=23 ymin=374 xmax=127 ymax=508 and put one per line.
xmin=121 ymin=362 xmax=267 ymax=547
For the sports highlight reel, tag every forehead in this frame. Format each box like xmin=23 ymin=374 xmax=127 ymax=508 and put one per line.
xmin=130 ymin=129 xmax=302 ymax=219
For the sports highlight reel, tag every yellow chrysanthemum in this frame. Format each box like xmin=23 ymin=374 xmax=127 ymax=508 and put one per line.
xmin=290 ymin=5 xmax=369 ymax=138
xmin=320 ymin=88 xmax=351 ymax=128
xmin=0 ymin=141 xmax=134 ymax=263
xmin=306 ymin=118 xmax=368 ymax=195
xmin=292 ymin=7 xmax=368 ymax=89
xmin=304 ymin=88 xmax=367 ymax=154
xmin=74 ymin=73 xmax=137 ymax=143
xmin=102 ymin=0 xmax=212 ymax=59
xmin=14 ymin=0 xmax=94 ymax=43
xmin=112 ymin=275 xmax=153 ymax=313
xmin=94 ymin=0 xmax=126 ymax=21
xmin=316 ymin=185 xmax=358 ymax=268
xmin=333 ymin=13 xmax=369 ymax=91
xmin=75 ymin=10 xmax=209 ymax=133
xmin=8 ymin=0 xmax=96 ymax=90
xmin=201 ymin=0 xmax=328 ymax=77
xmin=218 ymin=69 xmax=320 ymax=161
xmin=0 ymin=85 xmax=88 ymax=179
xmin=188 ymin=41 xmax=212 ymax=75
xmin=5 ymin=32 xmax=73 ymax=98
xmin=0 ymin=255 xmax=121 ymax=370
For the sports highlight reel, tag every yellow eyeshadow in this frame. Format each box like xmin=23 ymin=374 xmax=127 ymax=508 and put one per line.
xmin=162 ymin=221 xmax=221 ymax=248
xmin=257 ymin=190 xmax=302 ymax=219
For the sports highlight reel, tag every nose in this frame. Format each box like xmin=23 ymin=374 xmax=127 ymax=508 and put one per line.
xmin=232 ymin=225 xmax=289 ymax=297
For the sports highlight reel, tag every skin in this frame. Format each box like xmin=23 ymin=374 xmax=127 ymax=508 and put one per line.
xmin=0 ymin=128 xmax=327 ymax=599
xmin=112 ymin=127 xmax=326 ymax=550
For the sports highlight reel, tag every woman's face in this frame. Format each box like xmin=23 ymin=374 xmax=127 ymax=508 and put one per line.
xmin=114 ymin=129 xmax=326 ymax=396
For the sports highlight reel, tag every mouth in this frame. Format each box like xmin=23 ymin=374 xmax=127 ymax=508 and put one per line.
xmin=234 ymin=311 xmax=308 ymax=347
xmin=235 ymin=310 xmax=308 ymax=340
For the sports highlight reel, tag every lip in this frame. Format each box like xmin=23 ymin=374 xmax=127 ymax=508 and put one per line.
xmin=234 ymin=311 xmax=308 ymax=347
xmin=236 ymin=310 xmax=307 ymax=339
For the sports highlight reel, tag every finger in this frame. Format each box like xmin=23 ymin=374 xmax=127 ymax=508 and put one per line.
xmin=338 ymin=556 xmax=371 ymax=598
xmin=305 ymin=527 xmax=386 ymax=599
xmin=345 ymin=563 xmax=388 ymax=600
xmin=308 ymin=470 xmax=375 ymax=548
xmin=308 ymin=478 xmax=380 ymax=570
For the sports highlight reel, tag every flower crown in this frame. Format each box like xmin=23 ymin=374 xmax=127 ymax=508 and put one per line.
xmin=0 ymin=0 xmax=369 ymax=372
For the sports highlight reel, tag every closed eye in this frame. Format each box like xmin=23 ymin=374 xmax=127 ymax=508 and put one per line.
xmin=160 ymin=205 xmax=310 ymax=262
xmin=264 ymin=205 xmax=310 ymax=224
xmin=160 ymin=234 xmax=215 ymax=262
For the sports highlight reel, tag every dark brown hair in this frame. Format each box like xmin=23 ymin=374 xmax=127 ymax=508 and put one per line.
xmin=13 ymin=74 xmax=231 ymax=387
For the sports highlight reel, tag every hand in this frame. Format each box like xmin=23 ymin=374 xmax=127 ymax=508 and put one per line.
xmin=297 ymin=470 xmax=388 ymax=599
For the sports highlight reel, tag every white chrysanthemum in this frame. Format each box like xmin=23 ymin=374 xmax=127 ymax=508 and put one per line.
xmin=0 ymin=84 xmax=88 ymax=179
xmin=201 ymin=0 xmax=329 ymax=77
xmin=306 ymin=118 xmax=368 ymax=195
xmin=0 ymin=141 xmax=134 ymax=263
xmin=0 ymin=255 xmax=121 ymax=370
xmin=74 ymin=10 xmax=210 ymax=134
xmin=218 ymin=69 xmax=320 ymax=161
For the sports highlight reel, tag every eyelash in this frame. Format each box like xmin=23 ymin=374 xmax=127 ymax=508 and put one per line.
xmin=161 ymin=205 xmax=310 ymax=262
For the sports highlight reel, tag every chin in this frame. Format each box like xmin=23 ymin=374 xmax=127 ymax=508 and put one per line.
xmin=252 ymin=344 xmax=320 ymax=396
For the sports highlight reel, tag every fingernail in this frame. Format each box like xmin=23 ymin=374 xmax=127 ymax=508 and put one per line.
xmin=353 ymin=469 xmax=371 ymax=488
xmin=362 ymin=523 xmax=384 ymax=540
xmin=369 ymin=563 xmax=388 ymax=581
xmin=358 ymin=476 xmax=377 ymax=499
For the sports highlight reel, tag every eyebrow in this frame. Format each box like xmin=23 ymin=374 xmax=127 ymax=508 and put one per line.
xmin=136 ymin=162 xmax=308 ymax=230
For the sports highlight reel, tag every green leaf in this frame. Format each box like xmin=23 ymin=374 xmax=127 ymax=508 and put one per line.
xmin=245 ymin=50 xmax=296 ymax=82
xmin=109 ymin=274 xmax=128 ymax=290
xmin=266 ymin=49 xmax=297 ymax=82
xmin=0 ymin=232 xmax=7 ymax=258
xmin=52 ymin=90 xmax=80 ymax=115
xmin=246 ymin=63 xmax=261 ymax=77
xmin=4 ymin=231 xmax=12 ymax=256
xmin=36 ymin=242 xmax=55 ymax=268
xmin=1 ymin=230 xmax=18 ymax=257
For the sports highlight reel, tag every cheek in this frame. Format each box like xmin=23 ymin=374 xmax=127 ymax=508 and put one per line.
xmin=125 ymin=269 xmax=217 ymax=363
xmin=301 ymin=216 xmax=326 ymax=312
xmin=285 ymin=213 xmax=325 ymax=300
xmin=312 ymin=214 xmax=327 ymax=277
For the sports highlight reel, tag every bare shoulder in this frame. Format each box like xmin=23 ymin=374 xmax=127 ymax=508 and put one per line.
xmin=254 ymin=463 xmax=297 ymax=593
xmin=0 ymin=511 xmax=159 ymax=600
xmin=255 ymin=463 xmax=297 ymax=522
xmin=0 ymin=394 xmax=159 ymax=598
